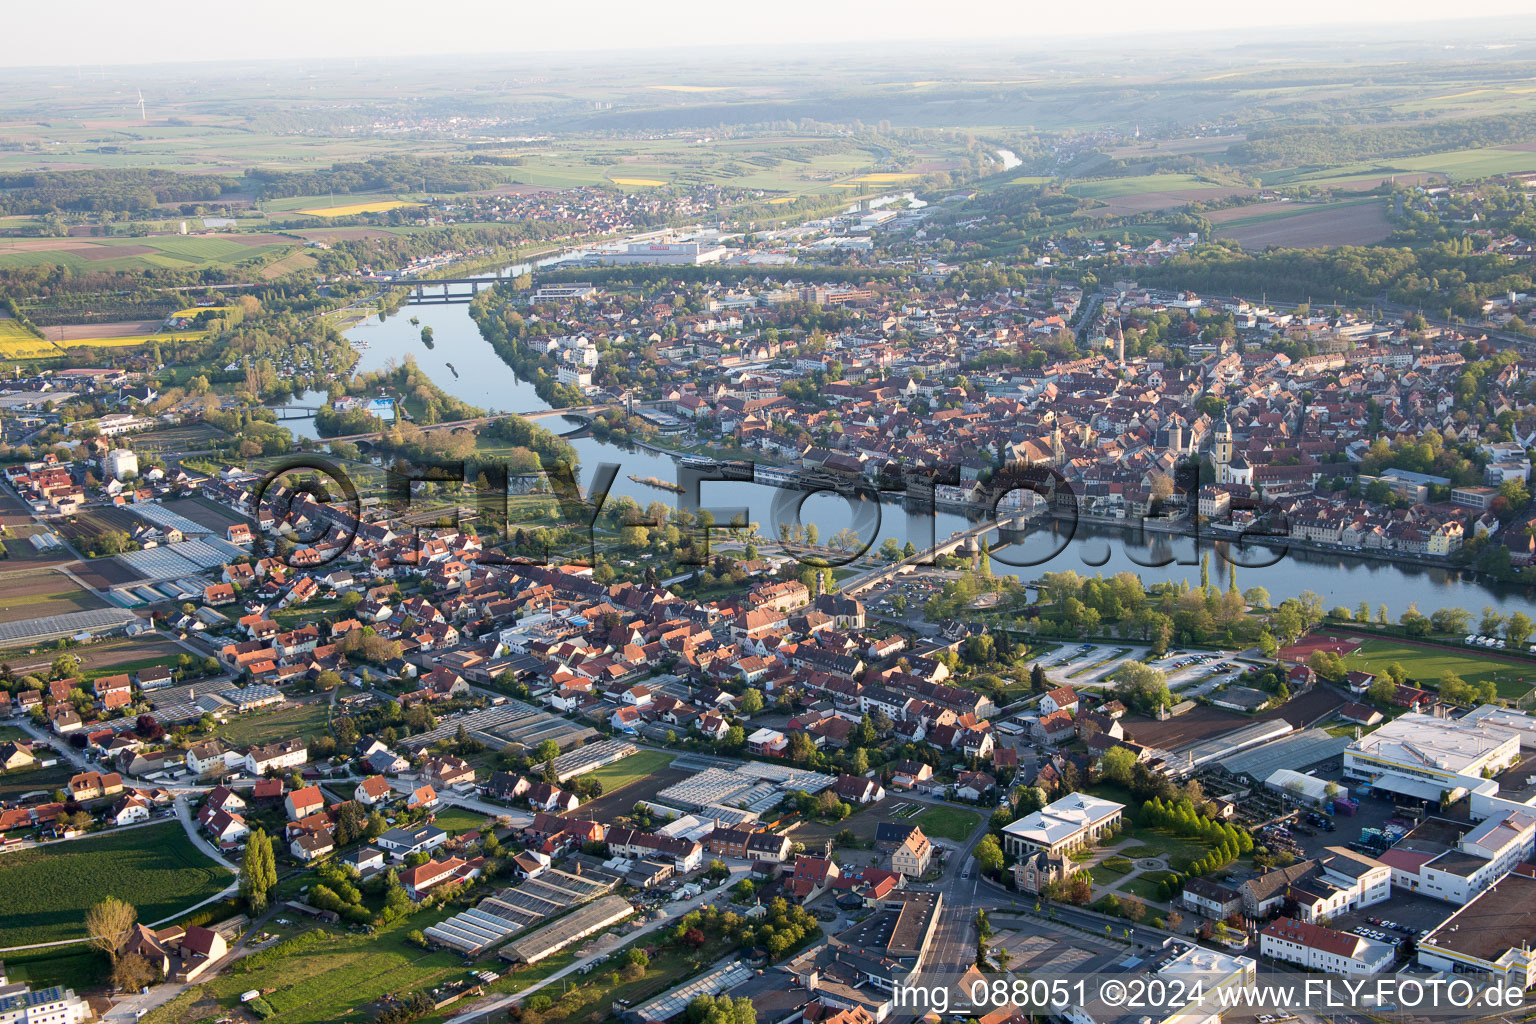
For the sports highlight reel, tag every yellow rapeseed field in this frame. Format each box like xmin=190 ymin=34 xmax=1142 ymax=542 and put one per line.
xmin=0 ymin=338 xmax=62 ymax=359
xmin=0 ymin=321 xmax=58 ymax=359
xmin=298 ymin=200 xmax=420 ymax=218
xmin=610 ymin=178 xmax=668 ymax=186
xmin=57 ymin=331 xmax=210 ymax=349
xmin=847 ymin=172 xmax=921 ymax=183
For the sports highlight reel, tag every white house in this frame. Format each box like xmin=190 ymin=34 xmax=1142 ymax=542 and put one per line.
xmin=1261 ymin=917 xmax=1395 ymax=974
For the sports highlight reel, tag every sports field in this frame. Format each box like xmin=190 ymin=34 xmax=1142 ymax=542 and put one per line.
xmin=0 ymin=823 xmax=232 ymax=946
xmin=1337 ymin=636 xmax=1536 ymax=699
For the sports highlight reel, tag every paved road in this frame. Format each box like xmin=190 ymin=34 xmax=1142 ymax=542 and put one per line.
xmin=174 ymin=793 xmax=240 ymax=871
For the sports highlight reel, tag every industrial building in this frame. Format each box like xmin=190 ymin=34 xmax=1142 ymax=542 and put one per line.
xmin=1417 ymin=873 xmax=1536 ymax=987
xmin=1343 ymin=711 xmax=1522 ymax=806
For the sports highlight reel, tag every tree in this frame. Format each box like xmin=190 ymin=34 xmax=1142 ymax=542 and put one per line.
xmin=534 ymin=739 xmax=560 ymax=765
xmin=739 ymin=689 xmax=764 ymax=716
xmin=1030 ymin=662 xmax=1048 ymax=693
xmin=974 ymin=834 xmax=1004 ymax=876
xmin=239 ymin=829 xmax=277 ymax=913
xmin=1508 ymin=612 xmax=1535 ymax=647
xmin=1431 ymin=606 xmax=1471 ymax=634
xmin=623 ymin=946 xmax=649 ymax=980
xmin=86 ymin=896 xmax=136 ymax=965
xmin=112 ymin=951 xmax=157 ymax=993
xmin=1100 ymin=746 xmax=1138 ymax=786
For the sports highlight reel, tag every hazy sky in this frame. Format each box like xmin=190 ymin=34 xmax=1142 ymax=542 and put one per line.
xmin=8 ymin=0 xmax=1536 ymax=67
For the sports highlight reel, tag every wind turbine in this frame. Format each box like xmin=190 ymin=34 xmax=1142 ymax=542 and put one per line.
xmin=136 ymin=89 xmax=146 ymax=123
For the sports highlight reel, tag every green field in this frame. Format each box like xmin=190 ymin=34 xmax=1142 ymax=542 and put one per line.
xmin=1066 ymin=174 xmax=1213 ymax=199
xmin=1341 ymin=637 xmax=1535 ymax=699
xmin=577 ymin=749 xmax=675 ymax=793
xmin=215 ymin=700 xmax=331 ymax=747
xmin=0 ymin=823 xmax=232 ymax=946
xmin=913 ymin=805 xmax=981 ymax=843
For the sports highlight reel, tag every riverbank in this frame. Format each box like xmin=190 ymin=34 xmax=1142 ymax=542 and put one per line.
xmin=300 ymin=251 xmax=1536 ymax=619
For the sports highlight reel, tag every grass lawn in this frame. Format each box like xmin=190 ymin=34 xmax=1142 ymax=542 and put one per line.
xmin=215 ymin=701 xmax=332 ymax=747
xmin=914 ymin=805 xmax=982 ymax=843
xmin=1090 ymin=864 xmax=1128 ymax=885
xmin=1341 ymin=637 xmax=1535 ymax=699
xmin=0 ymin=724 xmax=30 ymax=742
xmin=578 ymin=749 xmax=675 ymax=793
xmin=1118 ymin=875 xmax=1170 ymax=902
xmin=0 ymin=822 xmax=232 ymax=945
xmin=429 ymin=806 xmax=490 ymax=835
xmin=1113 ymin=827 xmax=1217 ymax=873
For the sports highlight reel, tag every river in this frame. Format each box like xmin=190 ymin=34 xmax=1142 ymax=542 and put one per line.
xmin=293 ymin=263 xmax=1536 ymax=618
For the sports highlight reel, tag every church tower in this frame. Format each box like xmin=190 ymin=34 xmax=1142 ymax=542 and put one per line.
xmin=1212 ymin=414 xmax=1234 ymax=483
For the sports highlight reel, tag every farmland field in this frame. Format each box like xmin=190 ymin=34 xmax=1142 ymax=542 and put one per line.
xmin=0 ymin=319 xmax=60 ymax=359
xmin=0 ymin=822 xmax=232 ymax=946
xmin=1211 ymin=199 xmax=1392 ymax=249
xmin=0 ymin=570 xmax=107 ymax=624
xmin=53 ymin=507 xmax=140 ymax=555
xmin=0 ymin=944 xmax=106 ymax=992
xmin=0 ymin=234 xmax=298 ymax=273
xmin=192 ymin=913 xmax=482 ymax=1024
xmin=298 ymin=200 xmax=421 ymax=217
xmin=1067 ymin=174 xmax=1215 ymax=200
xmin=3 ymin=635 xmax=181 ymax=678
xmin=0 ymin=762 xmax=75 ymax=802
xmin=576 ymin=749 xmax=675 ymax=792
xmin=47 ymin=330 xmax=209 ymax=350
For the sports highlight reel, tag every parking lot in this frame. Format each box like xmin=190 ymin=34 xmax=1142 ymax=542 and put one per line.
xmin=1330 ymin=889 xmax=1456 ymax=944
